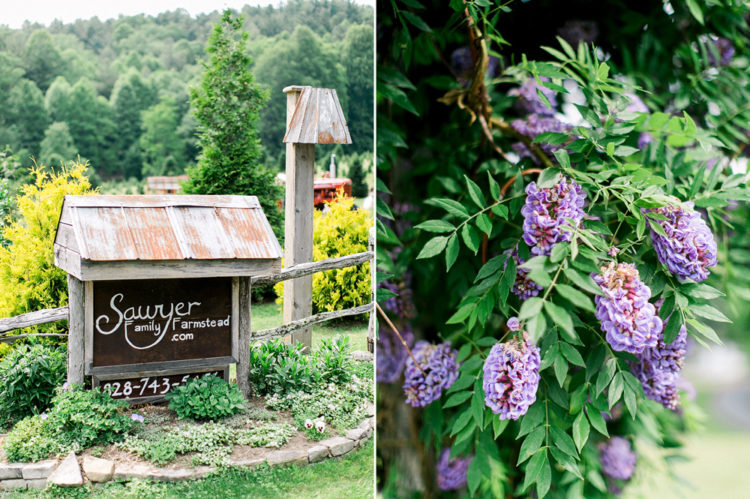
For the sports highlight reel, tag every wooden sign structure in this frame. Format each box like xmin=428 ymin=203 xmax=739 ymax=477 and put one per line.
xmin=53 ymin=195 xmax=282 ymax=401
xmin=282 ymin=86 xmax=352 ymax=349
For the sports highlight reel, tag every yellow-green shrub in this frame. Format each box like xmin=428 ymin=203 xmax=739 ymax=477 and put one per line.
xmin=276 ymin=192 xmax=372 ymax=313
xmin=0 ymin=163 xmax=95 ymax=332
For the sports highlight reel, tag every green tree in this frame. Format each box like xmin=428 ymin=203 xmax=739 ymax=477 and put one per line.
xmin=8 ymin=79 xmax=49 ymax=158
xmin=23 ymin=30 xmax=64 ymax=92
xmin=348 ymin=155 xmax=368 ymax=198
xmin=140 ymin=98 xmax=185 ymax=177
xmin=184 ymin=10 xmax=283 ymax=238
xmin=39 ymin=122 xmax=78 ymax=166
xmin=110 ymin=70 xmax=157 ymax=178
xmin=342 ymin=24 xmax=374 ymax=153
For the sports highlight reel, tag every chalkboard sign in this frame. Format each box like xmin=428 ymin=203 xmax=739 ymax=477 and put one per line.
xmin=90 ymin=277 xmax=234 ymax=373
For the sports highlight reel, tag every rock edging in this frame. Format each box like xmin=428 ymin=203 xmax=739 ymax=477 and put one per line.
xmin=0 ymin=416 xmax=374 ymax=490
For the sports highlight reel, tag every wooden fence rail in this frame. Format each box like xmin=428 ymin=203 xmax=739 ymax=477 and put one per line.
xmin=0 ymin=251 xmax=375 ymax=341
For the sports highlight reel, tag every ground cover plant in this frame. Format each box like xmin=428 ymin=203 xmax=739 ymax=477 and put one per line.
xmin=377 ymin=1 xmax=750 ymax=497
xmin=165 ymin=375 xmax=245 ymax=421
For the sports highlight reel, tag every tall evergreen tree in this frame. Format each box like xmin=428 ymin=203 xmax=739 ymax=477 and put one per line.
xmin=348 ymin=156 xmax=368 ymax=198
xmin=184 ymin=10 xmax=283 ymax=238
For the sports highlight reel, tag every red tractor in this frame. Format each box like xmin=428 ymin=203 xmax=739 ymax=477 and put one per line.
xmin=313 ymin=178 xmax=352 ymax=208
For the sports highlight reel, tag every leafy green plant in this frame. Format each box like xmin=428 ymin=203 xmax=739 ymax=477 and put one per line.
xmin=248 ymin=337 xmax=355 ymax=396
xmin=3 ymin=386 xmax=136 ymax=461
xmin=48 ymin=386 xmax=135 ymax=450
xmin=0 ymin=342 xmax=66 ymax=428
xmin=165 ymin=375 xmax=245 ymax=421
xmin=275 ymin=191 xmax=372 ymax=313
xmin=377 ymin=2 xmax=750 ymax=497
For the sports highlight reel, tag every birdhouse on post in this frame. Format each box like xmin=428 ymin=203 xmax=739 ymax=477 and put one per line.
xmin=282 ymin=86 xmax=352 ymax=350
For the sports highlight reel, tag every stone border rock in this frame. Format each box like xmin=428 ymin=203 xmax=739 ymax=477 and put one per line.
xmin=0 ymin=416 xmax=374 ymax=490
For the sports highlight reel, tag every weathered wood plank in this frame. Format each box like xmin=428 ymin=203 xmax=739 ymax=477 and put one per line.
xmin=368 ymin=227 xmax=375 ymax=353
xmin=237 ymin=277 xmax=251 ymax=398
xmin=283 ymin=86 xmax=315 ymax=351
xmin=0 ymin=333 xmax=67 ymax=343
xmin=54 ymin=222 xmax=78 ymax=253
xmin=0 ymin=307 xmax=69 ymax=333
xmin=251 ymin=251 xmax=372 ymax=287
xmin=78 ymin=258 xmax=281 ymax=281
xmin=54 ymin=245 xmax=82 ymax=279
xmin=84 ymin=281 xmax=94 ymax=371
xmin=64 ymin=195 xmax=261 ymax=209
xmin=251 ymin=303 xmax=373 ymax=341
xmin=88 ymin=356 xmax=236 ymax=377
xmin=68 ymin=275 xmax=85 ymax=386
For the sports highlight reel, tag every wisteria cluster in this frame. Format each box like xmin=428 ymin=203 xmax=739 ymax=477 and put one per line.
xmin=376 ymin=324 xmax=414 ymax=384
xmin=593 ymin=262 xmax=662 ymax=354
xmin=521 ymin=177 xmax=586 ymax=256
xmin=378 ymin=279 xmax=416 ymax=320
xmin=599 ymin=437 xmax=637 ymax=481
xmin=707 ymin=37 xmax=735 ymax=66
xmin=403 ymin=341 xmax=459 ymax=408
xmin=436 ymin=448 xmax=473 ymax=491
xmin=504 ymin=247 xmax=543 ymax=299
xmin=482 ymin=334 xmax=541 ymax=420
xmin=450 ymin=47 xmax=499 ymax=87
xmin=509 ymin=77 xmax=558 ymax=116
xmin=511 ymin=114 xmax=572 ymax=160
xmin=645 ymin=201 xmax=717 ymax=282
xmin=630 ymin=300 xmax=687 ymax=410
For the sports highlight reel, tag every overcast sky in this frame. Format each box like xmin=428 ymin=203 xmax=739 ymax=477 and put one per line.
xmin=1 ymin=0 xmax=373 ymax=29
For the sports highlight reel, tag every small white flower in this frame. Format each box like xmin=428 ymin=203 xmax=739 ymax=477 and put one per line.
xmin=304 ymin=419 xmax=314 ymax=429
xmin=315 ymin=421 xmax=326 ymax=433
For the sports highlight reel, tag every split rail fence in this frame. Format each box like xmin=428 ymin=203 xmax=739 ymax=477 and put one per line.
xmin=0 ymin=248 xmax=375 ymax=351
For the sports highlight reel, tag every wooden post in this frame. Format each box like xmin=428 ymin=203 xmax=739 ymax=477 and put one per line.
xmin=237 ymin=276 xmax=252 ymax=398
xmin=66 ymin=274 xmax=85 ymax=386
xmin=368 ymin=226 xmax=375 ymax=353
xmin=283 ymin=86 xmax=314 ymax=351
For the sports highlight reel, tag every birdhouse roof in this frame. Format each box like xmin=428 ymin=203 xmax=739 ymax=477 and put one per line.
xmin=54 ymin=195 xmax=282 ymax=281
xmin=283 ymin=86 xmax=353 ymax=144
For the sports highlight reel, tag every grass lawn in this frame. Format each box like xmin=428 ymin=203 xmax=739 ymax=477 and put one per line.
xmin=251 ymin=300 xmax=369 ymax=352
xmin=626 ymin=431 xmax=750 ymax=498
xmin=21 ymin=441 xmax=374 ymax=498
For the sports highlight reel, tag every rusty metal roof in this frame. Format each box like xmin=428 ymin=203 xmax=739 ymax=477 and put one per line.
xmin=283 ymin=86 xmax=353 ymax=145
xmin=55 ymin=195 xmax=283 ymax=262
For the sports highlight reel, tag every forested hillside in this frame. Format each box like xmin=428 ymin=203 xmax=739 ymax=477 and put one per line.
xmin=0 ymin=1 xmax=373 ymax=186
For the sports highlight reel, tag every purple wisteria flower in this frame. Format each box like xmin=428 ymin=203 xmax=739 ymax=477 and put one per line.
xmin=436 ymin=448 xmax=473 ymax=491
xmin=504 ymin=247 xmax=543 ymax=300
xmin=637 ymin=132 xmax=653 ymax=150
xmin=599 ymin=436 xmax=637 ymax=481
xmin=378 ymin=279 xmax=416 ymax=320
xmin=376 ymin=324 xmax=414 ymax=384
xmin=482 ymin=334 xmax=541 ymax=420
xmin=521 ymin=177 xmax=586 ymax=256
xmin=511 ymin=114 xmax=572 ymax=161
xmin=403 ymin=341 xmax=459 ymax=407
xmin=509 ymin=77 xmax=558 ymax=116
xmin=450 ymin=47 xmax=499 ymax=87
xmin=644 ymin=201 xmax=717 ymax=282
xmin=593 ymin=262 xmax=662 ymax=354
xmin=707 ymin=37 xmax=734 ymax=66
xmin=507 ymin=316 xmax=521 ymax=331
xmin=630 ymin=299 xmax=687 ymax=410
